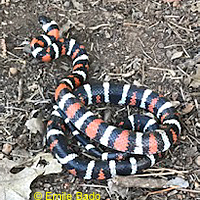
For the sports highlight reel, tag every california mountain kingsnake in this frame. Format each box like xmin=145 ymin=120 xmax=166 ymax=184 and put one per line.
xmin=30 ymin=16 xmax=181 ymax=180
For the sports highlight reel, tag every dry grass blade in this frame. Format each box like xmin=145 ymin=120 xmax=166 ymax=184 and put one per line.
xmin=89 ymin=24 xmax=110 ymax=30
xmin=0 ymin=39 xmax=7 ymax=58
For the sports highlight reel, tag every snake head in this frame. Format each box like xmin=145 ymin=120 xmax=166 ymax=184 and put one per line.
xmin=38 ymin=16 xmax=52 ymax=26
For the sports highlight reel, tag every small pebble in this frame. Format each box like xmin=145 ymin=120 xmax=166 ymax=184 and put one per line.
xmin=196 ymin=122 xmax=200 ymax=129
xmin=157 ymin=42 xmax=164 ymax=49
xmin=110 ymin=63 xmax=115 ymax=67
xmin=195 ymin=155 xmax=200 ymax=166
xmin=105 ymin=31 xmax=111 ymax=39
xmin=177 ymin=194 xmax=183 ymax=199
xmin=183 ymin=77 xmax=191 ymax=86
xmin=167 ymin=189 xmax=178 ymax=196
xmin=172 ymin=91 xmax=178 ymax=101
xmin=150 ymin=38 xmax=156 ymax=43
xmin=166 ymin=50 xmax=172 ymax=58
xmin=9 ymin=67 xmax=18 ymax=75
xmin=194 ymin=181 xmax=200 ymax=189
xmin=165 ymin=10 xmax=171 ymax=15
xmin=0 ymin=153 xmax=4 ymax=159
xmin=64 ymin=1 xmax=70 ymax=8
xmin=44 ymin=183 xmax=51 ymax=188
xmin=2 ymin=143 xmax=12 ymax=155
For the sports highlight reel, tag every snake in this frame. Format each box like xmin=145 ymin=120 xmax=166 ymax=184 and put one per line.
xmin=30 ymin=16 xmax=181 ymax=180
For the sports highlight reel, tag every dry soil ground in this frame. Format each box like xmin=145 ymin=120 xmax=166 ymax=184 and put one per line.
xmin=1 ymin=0 xmax=200 ymax=199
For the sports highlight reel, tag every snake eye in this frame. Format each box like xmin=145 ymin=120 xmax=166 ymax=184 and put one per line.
xmin=38 ymin=16 xmax=51 ymax=26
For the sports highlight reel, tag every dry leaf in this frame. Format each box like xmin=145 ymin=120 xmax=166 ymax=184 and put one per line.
xmin=190 ymin=2 xmax=200 ymax=12
xmin=71 ymin=0 xmax=83 ymax=11
xmin=171 ymin=51 xmax=183 ymax=60
xmin=190 ymin=64 xmax=200 ymax=88
xmin=25 ymin=118 xmax=45 ymax=134
xmin=108 ymin=179 xmax=129 ymax=199
xmin=190 ymin=80 xmax=200 ymax=88
xmin=163 ymin=0 xmax=181 ymax=6
xmin=168 ymin=69 xmax=176 ymax=77
xmin=171 ymin=101 xmax=180 ymax=107
xmin=0 ymin=153 xmax=62 ymax=200
xmin=181 ymin=103 xmax=194 ymax=114
xmin=164 ymin=177 xmax=189 ymax=188
xmin=60 ymin=21 xmax=72 ymax=36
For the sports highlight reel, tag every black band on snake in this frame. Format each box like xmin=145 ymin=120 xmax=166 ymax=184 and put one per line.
xmin=30 ymin=16 xmax=181 ymax=180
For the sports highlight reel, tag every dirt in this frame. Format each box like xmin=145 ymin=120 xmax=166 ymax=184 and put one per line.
xmin=1 ymin=0 xmax=200 ymax=199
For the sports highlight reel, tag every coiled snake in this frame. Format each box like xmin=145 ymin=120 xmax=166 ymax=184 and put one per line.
xmin=30 ymin=16 xmax=181 ymax=180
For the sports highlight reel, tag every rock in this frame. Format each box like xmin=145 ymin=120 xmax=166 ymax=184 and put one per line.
xmin=195 ymin=155 xmax=200 ymax=166
xmin=2 ymin=143 xmax=12 ymax=155
xmin=64 ymin=1 xmax=70 ymax=7
xmin=157 ymin=42 xmax=164 ymax=49
xmin=0 ymin=153 xmax=4 ymax=159
xmin=9 ymin=67 xmax=18 ymax=75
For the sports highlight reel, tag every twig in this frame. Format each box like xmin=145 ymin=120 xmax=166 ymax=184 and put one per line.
xmin=142 ymin=49 xmax=153 ymax=60
xmin=25 ymin=99 xmax=51 ymax=104
xmin=0 ymin=38 xmax=7 ymax=58
xmin=89 ymin=24 xmax=110 ymax=31
xmin=167 ymin=23 xmax=186 ymax=41
xmin=179 ymin=86 xmax=185 ymax=101
xmin=168 ymin=21 xmax=193 ymax=33
xmin=133 ymin=171 xmax=186 ymax=177
xmin=181 ymin=46 xmax=190 ymax=58
xmin=38 ymin=85 xmax=45 ymax=100
xmin=176 ymin=65 xmax=190 ymax=77
xmin=10 ymin=153 xmax=30 ymax=158
xmin=123 ymin=22 xmax=145 ymax=27
xmin=164 ymin=44 xmax=184 ymax=49
xmin=187 ymin=134 xmax=200 ymax=145
xmin=7 ymin=51 xmax=23 ymax=60
xmin=148 ymin=21 xmax=159 ymax=29
xmin=79 ymin=184 xmax=108 ymax=189
xmin=4 ymin=106 xmax=27 ymax=112
xmin=149 ymin=67 xmax=175 ymax=76
xmin=190 ymin=92 xmax=200 ymax=96
xmin=18 ymin=78 xmax=23 ymax=101
xmin=141 ymin=61 xmax=145 ymax=85
xmin=147 ymin=186 xmax=179 ymax=197
xmin=104 ymin=0 xmax=126 ymax=2
xmin=0 ymin=140 xmax=15 ymax=145
xmin=145 ymin=168 xmax=189 ymax=174
xmin=138 ymin=37 xmax=145 ymax=48
xmin=91 ymin=0 xmax=101 ymax=6
xmin=177 ymin=188 xmax=200 ymax=194
xmin=26 ymin=90 xmax=40 ymax=101
xmin=164 ymin=15 xmax=181 ymax=18
xmin=50 ymin=3 xmax=68 ymax=12
xmin=3 ymin=127 xmax=11 ymax=135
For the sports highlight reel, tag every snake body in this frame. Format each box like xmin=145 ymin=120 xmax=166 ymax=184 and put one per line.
xmin=30 ymin=16 xmax=181 ymax=180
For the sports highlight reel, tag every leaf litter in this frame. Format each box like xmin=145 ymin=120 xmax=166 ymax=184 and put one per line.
xmin=1 ymin=0 xmax=200 ymax=199
xmin=0 ymin=153 xmax=62 ymax=200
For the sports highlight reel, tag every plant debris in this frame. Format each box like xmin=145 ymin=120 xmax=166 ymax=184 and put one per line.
xmin=1 ymin=0 xmax=200 ymax=199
